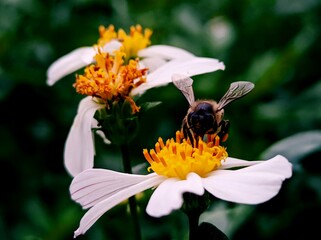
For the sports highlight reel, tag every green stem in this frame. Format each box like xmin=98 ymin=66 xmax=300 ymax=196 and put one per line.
xmin=182 ymin=193 xmax=210 ymax=240
xmin=187 ymin=211 xmax=201 ymax=240
xmin=120 ymin=144 xmax=142 ymax=240
xmin=183 ymin=193 xmax=229 ymax=240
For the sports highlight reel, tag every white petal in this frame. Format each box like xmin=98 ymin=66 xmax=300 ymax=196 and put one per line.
xmin=70 ymin=169 xmax=159 ymax=209
xmin=94 ymin=129 xmax=111 ymax=145
xmin=138 ymin=45 xmax=195 ymax=60
xmin=220 ymin=157 xmax=265 ymax=169
xmin=139 ymin=57 xmax=167 ymax=72
xmin=73 ymin=171 xmax=164 ymax=238
xmin=203 ymin=155 xmax=292 ymax=204
xmin=46 ymin=47 xmax=95 ymax=86
xmin=131 ymin=57 xmax=225 ymax=95
xmin=64 ymin=97 xmax=104 ymax=177
xmin=146 ymin=172 xmax=205 ymax=218
xmin=101 ymin=40 xmax=122 ymax=53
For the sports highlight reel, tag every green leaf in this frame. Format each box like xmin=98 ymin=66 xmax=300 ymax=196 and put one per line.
xmin=200 ymin=203 xmax=255 ymax=238
xmin=197 ymin=222 xmax=229 ymax=240
xmin=261 ymin=130 xmax=321 ymax=170
xmin=139 ymin=101 xmax=162 ymax=114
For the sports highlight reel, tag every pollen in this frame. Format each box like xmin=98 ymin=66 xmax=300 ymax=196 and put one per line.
xmin=97 ymin=24 xmax=152 ymax=62
xmin=73 ymin=49 xmax=147 ymax=113
xmin=144 ymin=131 xmax=228 ymax=179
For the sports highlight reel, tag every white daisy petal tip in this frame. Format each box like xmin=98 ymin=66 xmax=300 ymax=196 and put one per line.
xmin=46 ymin=47 xmax=96 ymax=86
xmin=74 ymin=229 xmax=81 ymax=238
xmin=219 ymin=61 xmax=226 ymax=70
xmin=203 ymin=154 xmax=292 ymax=205
xmin=274 ymin=154 xmax=293 ymax=178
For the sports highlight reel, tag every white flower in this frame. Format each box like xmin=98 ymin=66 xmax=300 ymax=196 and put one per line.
xmin=70 ymin=133 xmax=292 ymax=237
xmin=64 ymin=54 xmax=225 ymax=177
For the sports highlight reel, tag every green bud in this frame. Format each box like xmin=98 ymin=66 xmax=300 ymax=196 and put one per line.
xmin=94 ymin=99 xmax=161 ymax=145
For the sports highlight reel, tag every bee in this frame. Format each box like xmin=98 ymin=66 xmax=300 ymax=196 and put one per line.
xmin=172 ymin=74 xmax=254 ymax=145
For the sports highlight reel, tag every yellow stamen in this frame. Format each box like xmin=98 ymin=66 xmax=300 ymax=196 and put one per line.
xmin=150 ymin=149 xmax=160 ymax=163
xmin=124 ymin=96 xmax=140 ymax=114
xmin=143 ymin=131 xmax=228 ymax=179
xmin=73 ymin=50 xmax=147 ymax=113
xmin=97 ymin=25 xmax=117 ymax=47
xmin=97 ymin=24 xmax=153 ymax=62
xmin=143 ymin=149 xmax=153 ymax=165
xmin=155 ymin=142 xmax=161 ymax=153
xmin=172 ymin=143 xmax=177 ymax=154
xmin=176 ymin=131 xmax=181 ymax=144
xmin=159 ymin=156 xmax=167 ymax=167
xmin=158 ymin=137 xmax=165 ymax=148
xmin=180 ymin=150 xmax=186 ymax=160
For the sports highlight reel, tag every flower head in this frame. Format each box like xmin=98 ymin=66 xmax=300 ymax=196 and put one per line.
xmin=70 ymin=132 xmax=292 ymax=237
xmin=74 ymin=49 xmax=147 ymax=113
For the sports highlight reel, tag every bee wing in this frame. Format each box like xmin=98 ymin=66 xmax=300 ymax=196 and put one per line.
xmin=172 ymin=74 xmax=195 ymax=106
xmin=217 ymin=81 xmax=254 ymax=110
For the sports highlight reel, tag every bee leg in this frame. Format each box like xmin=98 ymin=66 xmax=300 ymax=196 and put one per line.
xmin=183 ymin=124 xmax=196 ymax=147
xmin=218 ymin=120 xmax=230 ymax=143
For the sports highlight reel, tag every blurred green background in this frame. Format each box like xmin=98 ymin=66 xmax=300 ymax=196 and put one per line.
xmin=1 ymin=0 xmax=321 ymax=239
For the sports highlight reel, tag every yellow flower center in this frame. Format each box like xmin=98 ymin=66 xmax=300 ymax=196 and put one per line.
xmin=97 ymin=25 xmax=117 ymax=47
xmin=143 ymin=132 xmax=228 ymax=180
xmin=73 ymin=49 xmax=147 ymax=113
xmin=97 ymin=24 xmax=152 ymax=62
